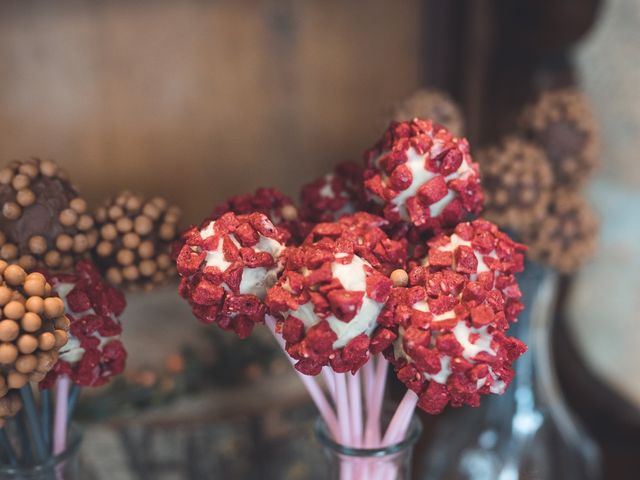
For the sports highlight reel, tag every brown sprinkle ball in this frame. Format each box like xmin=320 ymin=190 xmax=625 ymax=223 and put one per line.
xmin=0 ymin=158 xmax=97 ymax=272
xmin=478 ymin=136 xmax=554 ymax=233
xmin=391 ymin=88 xmax=465 ymax=137
xmin=92 ymin=191 xmax=182 ymax=290
xmin=520 ymin=88 xmax=599 ymax=189
xmin=523 ymin=190 xmax=599 ymax=274
xmin=390 ymin=269 xmax=409 ymax=287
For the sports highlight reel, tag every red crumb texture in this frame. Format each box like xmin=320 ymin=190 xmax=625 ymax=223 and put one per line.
xmin=176 ymin=212 xmax=289 ymax=339
xmin=363 ymin=119 xmax=483 ymax=232
xmin=41 ymin=260 xmax=127 ymax=388
xmin=300 ymin=162 xmax=365 ymax=223
xmin=304 ymin=212 xmax=408 ymax=276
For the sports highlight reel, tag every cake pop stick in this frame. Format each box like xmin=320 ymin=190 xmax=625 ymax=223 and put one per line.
xmin=381 ymin=390 xmax=419 ymax=447
xmin=66 ymin=385 xmax=81 ymax=425
xmin=0 ymin=428 xmax=17 ymax=466
xmin=364 ymin=355 xmax=388 ymax=447
xmin=52 ymin=375 xmax=70 ymax=455
xmin=40 ymin=389 xmax=51 ymax=449
xmin=18 ymin=385 xmax=46 ymax=462
xmin=264 ymin=316 xmax=339 ymax=439
xmin=347 ymin=372 xmax=363 ymax=447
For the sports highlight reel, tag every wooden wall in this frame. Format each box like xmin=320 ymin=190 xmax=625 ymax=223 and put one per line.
xmin=0 ymin=0 xmax=422 ymax=224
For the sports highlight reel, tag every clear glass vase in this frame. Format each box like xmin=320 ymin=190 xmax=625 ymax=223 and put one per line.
xmin=315 ymin=416 xmax=422 ymax=480
xmin=421 ymin=261 xmax=601 ymax=480
xmin=0 ymin=422 xmax=82 ymax=479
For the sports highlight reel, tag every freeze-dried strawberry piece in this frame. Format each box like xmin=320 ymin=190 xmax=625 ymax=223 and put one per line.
xmin=417 ymin=176 xmax=448 ymax=205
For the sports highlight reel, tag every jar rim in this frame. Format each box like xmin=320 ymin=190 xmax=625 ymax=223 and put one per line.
xmin=0 ymin=422 xmax=83 ymax=473
xmin=314 ymin=415 xmax=423 ymax=458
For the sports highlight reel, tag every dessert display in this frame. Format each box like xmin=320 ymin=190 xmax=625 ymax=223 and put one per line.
xmin=93 ymin=191 xmax=181 ymax=290
xmin=176 ymin=117 xmax=528 ymax=475
xmin=0 ymin=158 xmax=97 ymax=272
xmin=392 ymin=89 xmax=465 ymax=137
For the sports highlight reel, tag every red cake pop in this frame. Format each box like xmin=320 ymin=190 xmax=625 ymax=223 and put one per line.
xmin=266 ymin=227 xmax=395 ymax=375
xmin=363 ymin=119 xmax=483 ymax=232
xmin=176 ymin=212 xmax=289 ymax=339
xmin=300 ymin=162 xmax=364 ymax=223
xmin=381 ymin=270 xmax=527 ymax=414
xmin=40 ymin=261 xmax=127 ymax=388
xmin=210 ymin=187 xmax=300 ymax=237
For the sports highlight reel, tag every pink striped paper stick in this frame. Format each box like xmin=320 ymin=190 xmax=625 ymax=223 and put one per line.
xmin=347 ymin=372 xmax=363 ymax=447
xmin=265 ymin=316 xmax=339 ymax=439
xmin=381 ymin=389 xmax=418 ymax=446
xmin=53 ymin=375 xmax=71 ymax=455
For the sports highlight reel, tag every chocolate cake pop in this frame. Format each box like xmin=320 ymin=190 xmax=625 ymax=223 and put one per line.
xmin=0 ymin=158 xmax=97 ymax=272
xmin=266 ymin=226 xmax=395 ymax=375
xmin=520 ymin=88 xmax=599 ymax=189
xmin=478 ymin=136 xmax=554 ymax=233
xmin=93 ymin=191 xmax=181 ymax=290
xmin=0 ymin=261 xmax=69 ymax=403
xmin=40 ymin=261 xmax=127 ymax=389
xmin=300 ymin=162 xmax=364 ymax=223
xmin=363 ymin=119 xmax=483 ymax=232
xmin=392 ymin=89 xmax=465 ymax=137
xmin=176 ymin=212 xmax=289 ymax=339
xmin=523 ymin=190 xmax=598 ymax=274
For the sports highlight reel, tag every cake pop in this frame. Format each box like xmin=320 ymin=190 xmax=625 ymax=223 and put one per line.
xmin=392 ymin=89 xmax=465 ymax=137
xmin=416 ymin=219 xmax=527 ymax=324
xmin=93 ymin=191 xmax=181 ymax=290
xmin=520 ymin=88 xmax=599 ymax=189
xmin=300 ymin=162 xmax=364 ymax=223
xmin=266 ymin=227 xmax=395 ymax=375
xmin=40 ymin=261 xmax=127 ymax=389
xmin=523 ymin=190 xmax=598 ymax=274
xmin=381 ymin=269 xmax=527 ymax=414
xmin=363 ymin=119 xmax=483 ymax=232
xmin=478 ymin=136 xmax=554 ymax=232
xmin=0 ymin=158 xmax=97 ymax=272
xmin=0 ymin=262 xmax=69 ymax=400
xmin=176 ymin=212 xmax=289 ymax=339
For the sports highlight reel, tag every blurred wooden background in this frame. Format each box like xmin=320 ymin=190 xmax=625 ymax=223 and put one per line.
xmin=0 ymin=0 xmax=422 ymax=224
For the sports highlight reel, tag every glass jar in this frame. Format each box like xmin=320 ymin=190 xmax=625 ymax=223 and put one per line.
xmin=0 ymin=423 xmax=83 ymax=480
xmin=315 ymin=415 xmax=422 ymax=480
